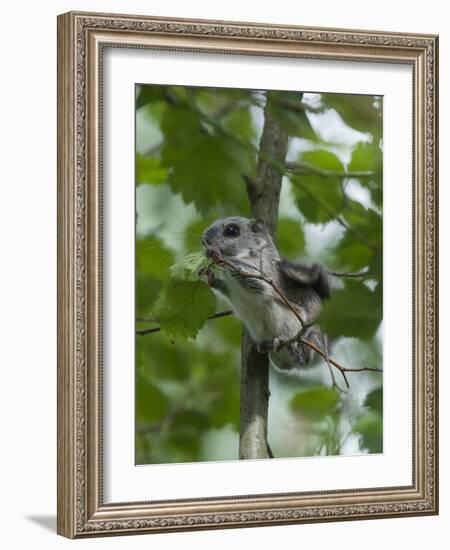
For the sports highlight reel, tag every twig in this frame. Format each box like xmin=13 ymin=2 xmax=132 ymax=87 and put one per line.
xmin=329 ymin=268 xmax=370 ymax=279
xmin=207 ymin=248 xmax=381 ymax=390
xmin=339 ymin=366 xmax=383 ymax=374
xmin=207 ymin=249 xmax=305 ymax=329
xmin=323 ymin=349 xmax=347 ymax=394
xmin=274 ymin=323 xmax=312 ymax=349
xmin=136 ymin=326 xmax=162 ymax=336
xmin=136 ymin=253 xmax=381 ymax=387
xmin=302 ymin=338 xmax=349 ymax=389
xmin=136 ymin=309 xmax=233 ymax=336
xmin=285 ymin=160 xmax=374 ymax=179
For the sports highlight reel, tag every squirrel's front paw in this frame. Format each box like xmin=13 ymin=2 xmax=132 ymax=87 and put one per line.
xmin=206 ymin=268 xmax=216 ymax=287
xmin=200 ymin=266 xmax=229 ymax=296
xmin=273 ymin=335 xmax=289 ymax=352
xmin=199 ymin=265 xmax=216 ymax=287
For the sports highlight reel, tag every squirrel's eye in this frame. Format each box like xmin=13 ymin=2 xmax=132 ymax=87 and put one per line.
xmin=223 ymin=224 xmax=240 ymax=238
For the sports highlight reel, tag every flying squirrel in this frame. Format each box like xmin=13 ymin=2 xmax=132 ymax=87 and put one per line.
xmin=202 ymin=216 xmax=331 ymax=371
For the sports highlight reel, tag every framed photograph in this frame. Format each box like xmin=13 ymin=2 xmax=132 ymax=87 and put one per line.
xmin=57 ymin=11 xmax=439 ymax=538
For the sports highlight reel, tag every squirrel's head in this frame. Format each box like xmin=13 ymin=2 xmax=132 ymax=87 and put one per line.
xmin=202 ymin=216 xmax=274 ymax=259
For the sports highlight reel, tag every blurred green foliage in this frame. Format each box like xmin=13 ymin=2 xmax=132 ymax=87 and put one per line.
xmin=290 ymin=387 xmax=340 ymax=420
xmin=135 ymin=84 xmax=383 ymax=464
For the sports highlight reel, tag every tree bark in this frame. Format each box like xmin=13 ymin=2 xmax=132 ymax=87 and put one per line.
xmin=239 ymin=94 xmax=289 ymax=459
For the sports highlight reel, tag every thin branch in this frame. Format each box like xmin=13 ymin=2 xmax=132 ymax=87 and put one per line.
xmin=136 ymin=258 xmax=380 ymax=387
xmin=136 ymin=309 xmax=233 ymax=336
xmin=323 ymin=346 xmax=347 ymax=394
xmin=329 ymin=268 xmax=370 ymax=279
xmin=340 ymin=366 xmax=383 ymax=374
xmin=285 ymin=160 xmax=374 ymax=179
xmin=302 ymin=338 xmax=350 ymax=389
xmin=136 ymin=326 xmax=162 ymax=336
xmin=207 ymin=249 xmax=305 ymax=329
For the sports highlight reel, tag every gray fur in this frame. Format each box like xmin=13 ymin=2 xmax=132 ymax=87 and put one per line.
xmin=202 ymin=216 xmax=330 ymax=371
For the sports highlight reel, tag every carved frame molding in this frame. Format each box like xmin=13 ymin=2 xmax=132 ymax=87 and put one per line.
xmin=57 ymin=11 xmax=438 ymax=538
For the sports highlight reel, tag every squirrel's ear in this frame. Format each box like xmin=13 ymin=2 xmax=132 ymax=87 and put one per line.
xmin=250 ymin=218 xmax=266 ymax=233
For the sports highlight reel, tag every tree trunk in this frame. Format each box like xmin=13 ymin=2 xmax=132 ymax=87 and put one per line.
xmin=239 ymin=94 xmax=289 ymax=459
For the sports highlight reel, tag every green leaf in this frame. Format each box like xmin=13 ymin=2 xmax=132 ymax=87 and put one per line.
xmin=136 ymin=373 xmax=169 ymax=424
xmin=321 ymin=94 xmax=382 ymax=138
xmin=165 ymin=424 xmax=203 ymax=459
xmin=291 ymin=174 xmax=342 ymax=224
xmin=136 ymin=155 xmax=167 ymax=185
xmin=336 ymin=207 xmax=382 ymax=274
xmin=206 ymin=354 xmax=240 ymax=429
xmin=349 ymin=142 xmax=381 ymax=173
xmin=368 ymin=181 xmax=382 ymax=208
xmin=184 ymin=218 xmax=215 ymax=252
xmin=209 ymin=373 xmax=240 ymax=429
xmin=290 ymin=150 xmax=344 ymax=223
xmin=335 ymin=232 xmax=373 ymax=271
xmin=194 ymin=88 xmax=252 ymax=117
xmin=136 ymin=331 xmax=190 ymax=381
xmin=214 ymin=314 xmax=243 ymax=348
xmin=353 ymin=411 xmax=383 ymax=453
xmin=136 ymin=85 xmax=168 ymax=108
xmin=136 ymin=274 xmax=161 ymax=317
xmin=301 ymin=150 xmax=344 ymax=172
xmin=137 ymin=84 xmax=188 ymax=109
xmin=152 ymin=280 xmax=217 ymax=340
xmin=318 ymin=279 xmax=382 ymax=339
xmin=136 ymin=236 xmax=174 ymax=281
xmin=290 ymin=387 xmax=340 ymax=420
xmin=169 ymin=251 xmax=209 ymax=282
xmin=364 ymin=387 xmax=383 ymax=414
xmin=349 ymin=142 xmax=383 ymax=207
xmin=342 ymin=198 xmax=369 ymax=227
xmin=221 ymin=108 xmax=255 ymax=142
xmin=266 ymin=91 xmax=318 ymax=140
xmin=345 ymin=206 xmax=381 ymax=247
xmin=171 ymin=410 xmax=210 ymax=431
xmin=277 ymin=218 xmax=305 ymax=258
xmin=160 ymin=104 xmax=253 ymax=214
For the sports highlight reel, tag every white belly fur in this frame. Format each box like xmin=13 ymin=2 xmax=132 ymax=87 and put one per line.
xmin=223 ymin=272 xmax=302 ymax=344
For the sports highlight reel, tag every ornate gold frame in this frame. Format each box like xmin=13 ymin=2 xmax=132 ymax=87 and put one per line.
xmin=57 ymin=11 xmax=439 ymax=538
